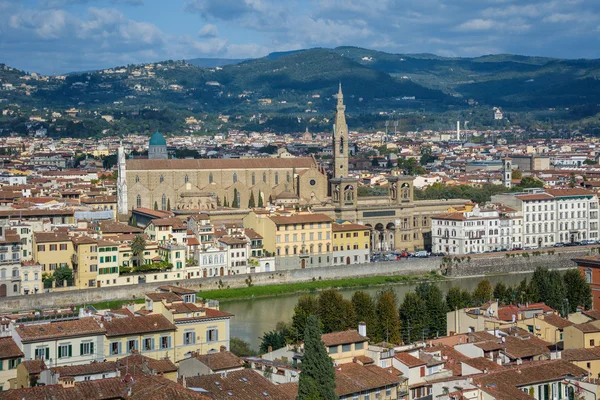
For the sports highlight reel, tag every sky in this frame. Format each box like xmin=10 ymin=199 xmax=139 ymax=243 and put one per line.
xmin=1 ymin=0 xmax=600 ymax=74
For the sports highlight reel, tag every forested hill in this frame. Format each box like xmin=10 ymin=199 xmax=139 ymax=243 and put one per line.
xmin=2 ymin=46 xmax=600 ymax=115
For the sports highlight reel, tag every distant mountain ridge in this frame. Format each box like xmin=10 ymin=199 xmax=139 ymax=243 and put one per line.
xmin=185 ymin=57 xmax=247 ymax=68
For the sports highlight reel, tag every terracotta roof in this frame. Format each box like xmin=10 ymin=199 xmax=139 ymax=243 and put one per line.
xmin=497 ymin=303 xmax=554 ymax=322
xmin=0 ymin=209 xmax=74 ymax=217
xmin=116 ymin=353 xmax=177 ymax=375
xmin=148 ymin=218 xmax=186 ymax=228
xmin=335 ymin=363 xmax=402 ymax=397
xmin=461 ymin=357 xmax=504 ymax=372
xmin=184 ymin=369 xmax=294 ymax=400
xmin=514 ymin=193 xmax=554 ymax=201
xmin=80 ymin=196 xmax=117 ymax=204
xmin=332 ymin=222 xmax=371 ymax=232
xmin=21 ymin=359 xmax=46 ymax=374
xmin=321 ymin=330 xmax=368 ymax=347
xmin=269 ymin=213 xmax=332 ymax=225
xmin=583 ymin=310 xmax=600 ymax=320
xmin=16 ymin=317 xmax=105 ymax=342
xmin=546 ymin=188 xmax=595 ymax=197
xmin=500 ymin=328 xmax=551 ymax=360
xmin=540 ymin=313 xmax=573 ymax=329
xmin=572 ymin=320 xmax=600 ymax=333
xmin=218 ymin=236 xmax=247 ymax=245
xmin=126 ymin=157 xmax=316 ymax=171
xmin=126 ymin=374 xmax=210 ymax=399
xmin=394 ymin=352 xmax=426 ymax=367
xmin=104 ymin=314 xmax=175 ymax=337
xmin=145 ymin=292 xmax=182 ymax=303
xmin=173 ymin=308 xmax=233 ymax=322
xmin=133 ymin=207 xmax=173 ymax=218
xmin=157 ymin=285 xmax=196 ymax=295
xmin=191 ymin=351 xmax=244 ymax=372
xmin=53 ymin=361 xmax=119 ymax=377
xmin=33 ymin=231 xmax=71 ymax=243
xmin=562 ymin=347 xmax=600 ymax=361
xmin=0 ymin=337 xmax=24 ymax=359
xmin=98 ymin=221 xmax=143 ymax=234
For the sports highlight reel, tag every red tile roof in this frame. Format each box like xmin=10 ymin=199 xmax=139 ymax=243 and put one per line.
xmin=104 ymin=314 xmax=175 ymax=337
xmin=321 ymin=330 xmax=368 ymax=347
xmin=394 ymin=352 xmax=426 ymax=367
xmin=16 ymin=318 xmax=105 ymax=342
xmin=0 ymin=337 xmax=24 ymax=359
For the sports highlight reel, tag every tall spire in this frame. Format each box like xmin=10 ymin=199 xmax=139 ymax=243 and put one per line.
xmin=333 ymin=83 xmax=349 ymax=179
xmin=337 ymin=82 xmax=344 ymax=107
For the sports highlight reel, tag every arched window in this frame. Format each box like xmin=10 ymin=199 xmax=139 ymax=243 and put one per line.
xmin=286 ymin=172 xmax=290 ymax=183
xmin=275 ymin=172 xmax=279 ymax=185
xmin=184 ymin=175 xmax=189 ymax=184
xmin=13 ymin=284 xmax=18 ymax=293
xmin=208 ymin=255 xmax=213 ymax=264
xmin=161 ymin=194 xmax=167 ymax=211
xmin=203 ymin=256 xmax=207 ymax=265
xmin=340 ymin=137 xmax=344 ymax=154
xmin=233 ymin=172 xmax=237 ymax=183
xmin=220 ymin=254 xmax=224 ymax=263
xmin=136 ymin=195 xmax=141 ymax=208
xmin=263 ymin=172 xmax=267 ymax=183
xmin=209 ymin=173 xmax=214 ymax=184
xmin=159 ymin=175 xmax=164 ymax=183
xmin=252 ymin=173 xmax=255 ymax=186
xmin=135 ymin=175 xmax=139 ymax=183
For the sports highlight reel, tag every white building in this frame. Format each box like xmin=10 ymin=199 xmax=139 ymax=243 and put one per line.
xmin=492 ymin=188 xmax=600 ymax=248
xmin=431 ymin=204 xmax=522 ymax=255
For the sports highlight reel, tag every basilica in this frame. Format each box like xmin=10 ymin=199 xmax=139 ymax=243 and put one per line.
xmin=118 ymin=85 xmax=467 ymax=251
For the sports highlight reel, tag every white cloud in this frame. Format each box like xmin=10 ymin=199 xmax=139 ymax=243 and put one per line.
xmin=198 ymin=24 xmax=218 ymax=37
xmin=456 ymin=19 xmax=496 ymax=31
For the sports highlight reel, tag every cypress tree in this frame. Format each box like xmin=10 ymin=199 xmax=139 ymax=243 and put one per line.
xmin=257 ymin=191 xmax=264 ymax=207
xmin=399 ymin=292 xmax=427 ymax=343
xmin=297 ymin=315 xmax=337 ymax=400
xmin=232 ymin=188 xmax=239 ymax=208
xmin=248 ymin=191 xmax=256 ymax=208
xmin=223 ymin=196 xmax=228 ymax=207
xmin=375 ymin=289 xmax=401 ymax=344
xmin=167 ymin=198 xmax=171 ymax=211
xmin=154 ymin=201 xmax=158 ymax=210
xmin=415 ymin=282 xmax=446 ymax=338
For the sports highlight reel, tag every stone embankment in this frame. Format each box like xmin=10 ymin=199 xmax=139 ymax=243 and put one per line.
xmin=0 ymin=247 xmax=595 ymax=312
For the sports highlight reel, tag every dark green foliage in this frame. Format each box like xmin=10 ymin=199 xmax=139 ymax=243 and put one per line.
xmin=153 ymin=201 xmax=158 ymax=210
xmin=446 ymin=287 xmax=472 ymax=311
xmin=375 ymin=289 xmax=401 ymax=344
xmin=529 ymin=267 xmax=566 ymax=313
xmin=415 ymin=282 xmax=446 ymax=338
xmin=292 ymin=295 xmax=319 ymax=342
xmin=420 ymin=146 xmax=437 ymax=166
xmin=472 ymin=279 xmax=493 ymax=306
xmin=167 ymin=198 xmax=171 ymax=211
xmin=563 ymin=269 xmax=592 ymax=312
xmin=317 ymin=289 xmax=355 ymax=333
xmin=415 ymin=183 xmax=509 ymax=204
xmin=248 ymin=191 xmax=256 ymax=208
xmin=259 ymin=322 xmax=291 ymax=353
xmin=493 ymin=282 xmax=514 ymax=305
xmin=351 ymin=291 xmax=377 ymax=337
xmin=257 ymin=191 xmax=264 ymax=207
xmin=54 ymin=266 xmax=73 ymax=287
xmin=232 ymin=188 xmax=239 ymax=208
xmin=518 ymin=176 xmax=544 ymax=189
xmin=516 ymin=278 xmax=537 ymax=304
xmin=399 ymin=292 xmax=427 ymax=343
xmin=230 ymin=338 xmax=255 ymax=358
xmin=297 ymin=315 xmax=337 ymax=400
xmin=131 ymin=234 xmax=146 ymax=267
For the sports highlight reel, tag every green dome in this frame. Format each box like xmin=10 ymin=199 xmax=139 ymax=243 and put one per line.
xmin=149 ymin=131 xmax=166 ymax=146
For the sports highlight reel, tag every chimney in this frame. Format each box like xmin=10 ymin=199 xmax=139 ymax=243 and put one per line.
xmin=220 ymin=345 xmax=226 ymax=353
xmin=267 ymin=346 xmax=273 ymax=353
xmin=358 ymin=322 xmax=367 ymax=337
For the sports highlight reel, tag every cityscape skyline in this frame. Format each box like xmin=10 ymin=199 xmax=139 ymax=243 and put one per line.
xmin=1 ymin=0 xmax=600 ymax=74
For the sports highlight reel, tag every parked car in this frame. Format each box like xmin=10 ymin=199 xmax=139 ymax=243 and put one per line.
xmin=413 ymin=250 xmax=430 ymax=258
xmin=554 ymin=242 xmax=565 ymax=247
xmin=581 ymin=240 xmax=595 ymax=245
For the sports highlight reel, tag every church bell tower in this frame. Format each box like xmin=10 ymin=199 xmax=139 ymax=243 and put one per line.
xmin=333 ymin=83 xmax=349 ymax=179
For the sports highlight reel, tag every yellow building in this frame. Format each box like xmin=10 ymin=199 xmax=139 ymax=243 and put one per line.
xmin=244 ymin=211 xmax=332 ymax=270
xmin=516 ymin=313 xmax=573 ymax=344
xmin=564 ymin=320 xmax=600 ymax=349
xmin=0 ymin=337 xmax=23 ymax=391
xmin=96 ymin=240 xmax=120 ymax=288
xmin=103 ymin=314 xmax=177 ymax=362
xmin=118 ymin=241 xmax=159 ymax=268
xmin=122 ymin=286 xmax=232 ymax=361
xmin=562 ymin=347 xmax=600 ymax=380
xmin=33 ymin=232 xmax=73 ymax=276
xmin=71 ymin=236 xmax=99 ymax=289
xmin=332 ymin=222 xmax=371 ymax=266
xmin=322 ymin=329 xmax=369 ymax=365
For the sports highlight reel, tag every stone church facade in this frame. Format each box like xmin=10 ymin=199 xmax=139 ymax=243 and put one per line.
xmin=119 ymin=85 xmax=467 ymax=252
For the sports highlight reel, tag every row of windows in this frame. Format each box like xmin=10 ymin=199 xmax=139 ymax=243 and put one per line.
xmin=99 ymin=267 xmax=119 ymax=275
xmin=279 ymin=222 xmax=331 ymax=231
xmin=99 ymin=247 xmax=118 ymax=252
xmin=36 ymin=244 xmax=68 ymax=252
xmin=35 ymin=342 xmax=94 ymax=360
xmin=333 ymin=232 xmax=369 ymax=239
xmin=0 ymin=358 xmax=21 ymax=370
xmin=99 ymin=256 xmax=117 ymax=263
xmin=136 ymin=171 xmax=293 ymax=186
xmin=278 ymin=232 xmax=331 ymax=243
xmin=277 ymin=243 xmax=331 ymax=256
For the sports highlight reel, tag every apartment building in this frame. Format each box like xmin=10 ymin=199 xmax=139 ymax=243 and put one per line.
xmin=244 ymin=211 xmax=332 ymax=270
xmin=0 ymin=337 xmax=23 ymax=391
xmin=0 ymin=222 xmax=23 ymax=297
xmin=492 ymin=188 xmax=600 ymax=248
xmin=32 ymin=232 xmax=73 ymax=275
xmin=332 ymin=222 xmax=371 ymax=265
xmin=431 ymin=204 xmax=522 ymax=255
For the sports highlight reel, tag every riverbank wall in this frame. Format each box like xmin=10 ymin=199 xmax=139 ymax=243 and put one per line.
xmin=1 ymin=247 xmax=596 ymax=312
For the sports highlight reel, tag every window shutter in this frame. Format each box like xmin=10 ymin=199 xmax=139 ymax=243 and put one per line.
xmin=192 ymin=332 xmax=196 ymax=344
xmin=206 ymin=331 xmax=209 ymax=343
xmin=168 ymin=336 xmax=172 ymax=348
xmin=135 ymin=340 xmax=139 ymax=351
xmin=216 ymin=330 xmax=219 ymax=342
xmin=45 ymin=348 xmax=49 ymax=360
xmin=0 ymin=360 xmax=3 ymax=371
xmin=90 ymin=342 xmax=94 ymax=355
xmin=58 ymin=346 xmax=62 ymax=358
xmin=118 ymin=342 xmax=122 ymax=355
xmin=80 ymin=343 xmax=84 ymax=356
xmin=68 ymin=345 xmax=72 ymax=357
xmin=151 ymin=338 xmax=155 ymax=350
